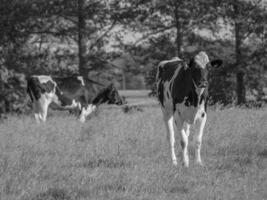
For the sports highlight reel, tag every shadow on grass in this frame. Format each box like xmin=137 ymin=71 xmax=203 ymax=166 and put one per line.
xmin=216 ymin=155 xmax=253 ymax=171
xmin=75 ymin=158 xmax=134 ymax=169
xmin=31 ymin=188 xmax=71 ymax=200
xmin=211 ymin=146 xmax=255 ymax=173
xmin=167 ymin=185 xmax=189 ymax=194
xmin=258 ymin=149 xmax=267 ymax=158
xmin=93 ymin=183 xmax=127 ymax=192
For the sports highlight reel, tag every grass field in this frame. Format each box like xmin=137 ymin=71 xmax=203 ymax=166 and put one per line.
xmin=0 ymin=97 xmax=267 ymax=200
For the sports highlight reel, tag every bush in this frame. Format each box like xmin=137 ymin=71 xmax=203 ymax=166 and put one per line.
xmin=0 ymin=65 xmax=28 ymax=115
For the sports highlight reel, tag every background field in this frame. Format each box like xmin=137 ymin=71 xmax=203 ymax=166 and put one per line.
xmin=0 ymin=94 xmax=267 ymax=200
xmin=118 ymin=90 xmax=157 ymax=106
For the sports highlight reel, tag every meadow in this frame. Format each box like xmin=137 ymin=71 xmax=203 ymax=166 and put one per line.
xmin=0 ymin=95 xmax=266 ymax=200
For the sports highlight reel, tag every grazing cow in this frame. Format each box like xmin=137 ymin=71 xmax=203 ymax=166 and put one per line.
xmin=156 ymin=51 xmax=222 ymax=167
xmin=27 ymin=75 xmax=123 ymax=123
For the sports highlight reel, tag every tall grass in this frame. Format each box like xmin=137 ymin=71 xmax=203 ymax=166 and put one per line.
xmin=0 ymin=106 xmax=266 ymax=200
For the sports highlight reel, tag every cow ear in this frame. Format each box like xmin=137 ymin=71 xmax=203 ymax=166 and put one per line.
xmin=210 ymin=59 xmax=223 ymax=68
xmin=188 ymin=59 xmax=195 ymax=68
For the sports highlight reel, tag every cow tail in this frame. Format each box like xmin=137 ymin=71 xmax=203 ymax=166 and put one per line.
xmin=26 ymin=78 xmax=35 ymax=102
xmin=156 ymin=63 xmax=163 ymax=81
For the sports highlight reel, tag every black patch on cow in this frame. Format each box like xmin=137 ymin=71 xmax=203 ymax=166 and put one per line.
xmin=55 ymin=88 xmax=74 ymax=107
xmin=157 ymin=60 xmax=183 ymax=106
xmin=171 ymin=66 xmax=194 ymax=106
xmin=184 ymin=90 xmax=198 ymax=107
xmin=54 ymin=77 xmax=86 ymax=94
xmin=42 ymin=81 xmax=54 ymax=93
xmin=201 ymin=112 xmax=205 ymax=118
xmin=53 ymin=76 xmax=92 ymax=108
xmin=27 ymin=77 xmax=55 ymax=101
xmin=158 ymin=83 xmax=164 ymax=106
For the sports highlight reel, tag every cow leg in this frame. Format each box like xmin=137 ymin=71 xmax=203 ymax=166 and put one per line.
xmin=79 ymin=104 xmax=96 ymax=123
xmin=162 ymin=110 xmax=177 ymax=166
xmin=178 ymin=120 xmax=190 ymax=167
xmin=33 ymin=101 xmax=41 ymax=123
xmin=79 ymin=107 xmax=87 ymax=123
xmin=182 ymin=123 xmax=190 ymax=167
xmin=39 ymin=101 xmax=49 ymax=122
xmin=194 ymin=112 xmax=207 ymax=165
xmin=38 ymin=96 xmax=50 ymax=122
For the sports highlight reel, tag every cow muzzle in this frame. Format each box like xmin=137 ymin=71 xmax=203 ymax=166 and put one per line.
xmin=193 ymin=79 xmax=208 ymax=89
xmin=193 ymin=80 xmax=207 ymax=96
xmin=198 ymin=81 xmax=208 ymax=88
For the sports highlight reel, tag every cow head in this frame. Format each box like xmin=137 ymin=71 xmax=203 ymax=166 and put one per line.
xmin=189 ymin=51 xmax=223 ymax=96
xmin=93 ymin=84 xmax=123 ymax=105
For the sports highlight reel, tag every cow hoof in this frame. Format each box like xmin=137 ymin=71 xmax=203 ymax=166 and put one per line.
xmin=182 ymin=161 xmax=189 ymax=168
xmin=196 ymin=160 xmax=204 ymax=166
xmin=172 ymin=159 xmax=178 ymax=166
xmin=79 ymin=118 xmax=86 ymax=123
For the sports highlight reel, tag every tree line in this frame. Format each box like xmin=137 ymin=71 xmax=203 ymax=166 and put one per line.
xmin=0 ymin=0 xmax=267 ymax=114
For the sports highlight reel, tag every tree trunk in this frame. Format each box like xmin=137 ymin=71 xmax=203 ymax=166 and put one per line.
xmin=122 ymin=70 xmax=126 ymax=90
xmin=78 ymin=0 xmax=87 ymax=75
xmin=236 ymin=71 xmax=245 ymax=104
xmin=174 ymin=1 xmax=182 ymax=56
xmin=234 ymin=3 xmax=246 ymax=105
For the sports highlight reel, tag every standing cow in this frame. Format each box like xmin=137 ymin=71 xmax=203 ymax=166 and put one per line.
xmin=156 ymin=51 xmax=222 ymax=167
xmin=27 ymin=75 xmax=123 ymax=123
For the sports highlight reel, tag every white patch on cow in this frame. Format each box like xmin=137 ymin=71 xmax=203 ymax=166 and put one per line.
xmin=64 ymin=99 xmax=81 ymax=109
xmin=77 ymin=76 xmax=85 ymax=86
xmin=34 ymin=92 xmax=54 ymax=122
xmin=194 ymin=100 xmax=206 ymax=122
xmin=194 ymin=106 xmax=206 ymax=165
xmin=79 ymin=104 xmax=96 ymax=123
xmin=77 ymin=102 xmax=82 ymax=110
xmin=158 ymin=57 xmax=181 ymax=67
xmin=52 ymin=94 xmax=61 ymax=105
xmin=176 ymin=97 xmax=205 ymax=124
xmin=194 ymin=51 xmax=210 ymax=69
xmin=33 ymin=75 xmax=54 ymax=84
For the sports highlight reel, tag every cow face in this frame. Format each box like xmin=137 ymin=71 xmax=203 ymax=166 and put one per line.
xmin=190 ymin=52 xmax=222 ymax=96
xmin=191 ymin=65 xmax=209 ymax=88
xmin=105 ymin=84 xmax=123 ymax=105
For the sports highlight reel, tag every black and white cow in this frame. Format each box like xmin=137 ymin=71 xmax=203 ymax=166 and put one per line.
xmin=156 ymin=51 xmax=222 ymax=167
xmin=27 ymin=75 xmax=123 ymax=123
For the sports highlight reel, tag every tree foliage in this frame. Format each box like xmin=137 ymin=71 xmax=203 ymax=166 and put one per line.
xmin=0 ymin=0 xmax=267 ymax=115
xmin=132 ymin=0 xmax=267 ymax=105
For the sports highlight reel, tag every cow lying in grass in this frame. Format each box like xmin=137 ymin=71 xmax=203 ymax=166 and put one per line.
xmin=156 ymin=51 xmax=223 ymax=167
xmin=27 ymin=75 xmax=123 ymax=123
